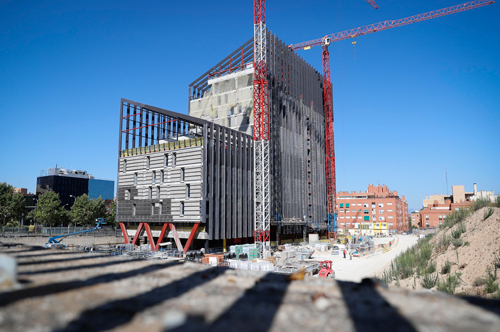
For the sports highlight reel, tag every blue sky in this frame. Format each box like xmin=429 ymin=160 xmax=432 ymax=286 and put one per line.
xmin=0 ymin=0 xmax=498 ymax=211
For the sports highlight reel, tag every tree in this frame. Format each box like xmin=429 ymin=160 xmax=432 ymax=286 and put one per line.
xmin=106 ymin=200 xmax=117 ymax=227
xmin=69 ymin=194 xmax=93 ymax=226
xmin=27 ymin=191 xmax=66 ymax=226
xmin=0 ymin=182 xmax=26 ymax=225
xmin=69 ymin=195 xmax=107 ymax=226
xmin=90 ymin=197 xmax=107 ymax=224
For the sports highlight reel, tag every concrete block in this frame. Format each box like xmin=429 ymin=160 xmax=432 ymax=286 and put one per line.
xmin=0 ymin=254 xmax=20 ymax=291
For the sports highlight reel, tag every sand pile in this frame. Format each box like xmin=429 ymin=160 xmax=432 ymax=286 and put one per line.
xmin=392 ymin=207 xmax=500 ymax=297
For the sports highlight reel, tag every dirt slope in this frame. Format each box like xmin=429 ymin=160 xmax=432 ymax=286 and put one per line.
xmin=394 ymin=207 xmax=500 ymax=296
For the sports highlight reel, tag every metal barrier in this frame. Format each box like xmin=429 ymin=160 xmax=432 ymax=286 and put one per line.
xmin=1 ymin=226 xmax=122 ymax=238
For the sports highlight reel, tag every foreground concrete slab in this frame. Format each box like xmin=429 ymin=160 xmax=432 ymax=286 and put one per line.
xmin=0 ymin=244 xmax=499 ymax=332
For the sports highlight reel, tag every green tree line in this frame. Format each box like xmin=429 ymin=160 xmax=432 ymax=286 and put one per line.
xmin=0 ymin=182 xmax=116 ymax=227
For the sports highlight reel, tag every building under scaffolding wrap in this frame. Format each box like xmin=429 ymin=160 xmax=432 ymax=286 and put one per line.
xmin=189 ymin=33 xmax=328 ymax=236
xmin=117 ymin=99 xmax=254 ymax=252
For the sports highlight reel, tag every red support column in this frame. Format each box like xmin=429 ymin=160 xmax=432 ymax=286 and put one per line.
xmin=183 ymin=222 xmax=200 ymax=254
xmin=119 ymin=222 xmax=130 ymax=244
xmin=169 ymin=223 xmax=184 ymax=253
xmin=155 ymin=223 xmax=170 ymax=250
xmin=131 ymin=223 xmax=144 ymax=245
xmin=143 ymin=223 xmax=156 ymax=251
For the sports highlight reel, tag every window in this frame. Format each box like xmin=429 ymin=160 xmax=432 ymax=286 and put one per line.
xmin=426 ymin=222 xmax=430 ymax=227
xmin=387 ymin=202 xmax=393 ymax=206
xmin=181 ymin=168 xmax=185 ymax=181
xmin=125 ymin=190 xmax=130 ymax=200
xmin=340 ymin=203 xmax=344 ymax=208
xmin=375 ymin=224 xmax=380 ymax=228
xmin=180 ymin=201 xmax=185 ymax=215
xmin=346 ymin=222 xmax=351 ymax=225
xmin=439 ymin=215 xmax=442 ymax=220
xmin=379 ymin=210 xmax=384 ymax=214
xmin=379 ymin=217 xmax=385 ymax=221
xmin=371 ymin=202 xmax=376 ymax=208
xmin=425 ymin=215 xmax=429 ymax=220
xmin=160 ymin=203 xmax=163 ymax=215
xmin=389 ymin=223 xmax=394 ymax=226
xmin=153 ymin=171 xmax=156 ymax=184
xmin=378 ymin=203 xmax=384 ymax=207
xmin=157 ymin=187 xmax=160 ymax=199
xmin=186 ymin=184 xmax=191 ymax=198
xmin=149 ymin=187 xmax=153 ymax=199
xmin=340 ymin=216 xmax=344 ymax=219
xmin=135 ymin=173 xmax=138 ymax=185
xmin=151 ymin=203 xmax=155 ymax=215
xmin=387 ymin=209 xmax=393 ymax=212
xmin=123 ymin=159 xmax=127 ymax=172
xmin=146 ymin=156 xmax=150 ymax=169
xmin=455 ymin=208 xmax=459 ymax=211
xmin=364 ymin=210 xmax=369 ymax=214
xmin=161 ymin=170 xmax=164 ymax=183
xmin=346 ymin=216 xmax=350 ymax=219
xmin=372 ymin=217 xmax=377 ymax=221
xmin=388 ymin=216 xmax=393 ymax=219
xmin=363 ymin=203 xmax=369 ymax=208
xmin=165 ymin=154 xmax=168 ymax=166
xmin=173 ymin=153 xmax=177 ymax=166
xmin=358 ymin=209 xmax=362 ymax=212
xmin=340 ymin=209 xmax=345 ymax=213
xmin=346 ymin=210 xmax=350 ymax=213
xmin=382 ymin=223 xmax=386 ymax=228
xmin=346 ymin=203 xmax=350 ymax=208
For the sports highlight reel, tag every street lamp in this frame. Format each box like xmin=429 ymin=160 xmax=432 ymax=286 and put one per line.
xmin=69 ymin=195 xmax=77 ymax=205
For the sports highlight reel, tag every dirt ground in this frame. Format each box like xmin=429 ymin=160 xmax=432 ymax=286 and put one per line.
xmin=308 ymin=235 xmax=418 ymax=282
xmin=391 ymin=207 xmax=500 ymax=296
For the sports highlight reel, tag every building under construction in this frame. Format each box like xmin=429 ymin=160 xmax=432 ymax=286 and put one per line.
xmin=117 ymin=33 xmax=328 ymax=251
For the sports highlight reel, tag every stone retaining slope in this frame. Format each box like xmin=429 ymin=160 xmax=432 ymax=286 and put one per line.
xmin=1 ymin=243 xmax=500 ymax=332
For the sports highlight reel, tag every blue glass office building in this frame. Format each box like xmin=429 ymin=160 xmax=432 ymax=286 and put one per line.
xmin=36 ymin=167 xmax=115 ymax=208
xmin=88 ymin=179 xmax=114 ymax=200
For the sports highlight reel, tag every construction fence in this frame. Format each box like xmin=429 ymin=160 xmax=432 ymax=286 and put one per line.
xmin=1 ymin=226 xmax=122 ymax=238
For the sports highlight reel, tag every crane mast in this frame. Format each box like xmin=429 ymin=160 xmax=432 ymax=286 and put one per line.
xmin=253 ymin=0 xmax=271 ymax=258
xmin=289 ymin=0 xmax=494 ymax=239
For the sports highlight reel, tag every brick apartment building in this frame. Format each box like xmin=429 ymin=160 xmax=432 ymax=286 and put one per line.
xmin=336 ymin=184 xmax=409 ymax=235
xmin=417 ymin=183 xmax=496 ymax=228
xmin=410 ymin=212 xmax=420 ymax=229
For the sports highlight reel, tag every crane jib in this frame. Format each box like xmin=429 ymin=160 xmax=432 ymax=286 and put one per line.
xmin=288 ymin=0 xmax=494 ymax=51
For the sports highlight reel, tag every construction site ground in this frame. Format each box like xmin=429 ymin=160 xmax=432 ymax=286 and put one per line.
xmin=308 ymin=235 xmax=418 ymax=282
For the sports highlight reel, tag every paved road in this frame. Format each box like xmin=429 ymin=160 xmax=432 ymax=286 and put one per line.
xmin=310 ymin=235 xmax=419 ymax=282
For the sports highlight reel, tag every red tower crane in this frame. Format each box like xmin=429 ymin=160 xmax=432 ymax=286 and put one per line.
xmin=253 ymin=0 xmax=271 ymax=258
xmin=365 ymin=0 xmax=379 ymax=9
xmin=289 ymin=0 xmax=494 ymax=239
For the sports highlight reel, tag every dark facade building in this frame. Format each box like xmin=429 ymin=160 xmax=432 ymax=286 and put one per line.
xmin=189 ymin=35 xmax=327 ymax=227
xmin=36 ymin=167 xmax=114 ymax=207
xmin=116 ymin=34 xmax=329 ymax=252
xmin=117 ymin=99 xmax=253 ymax=250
